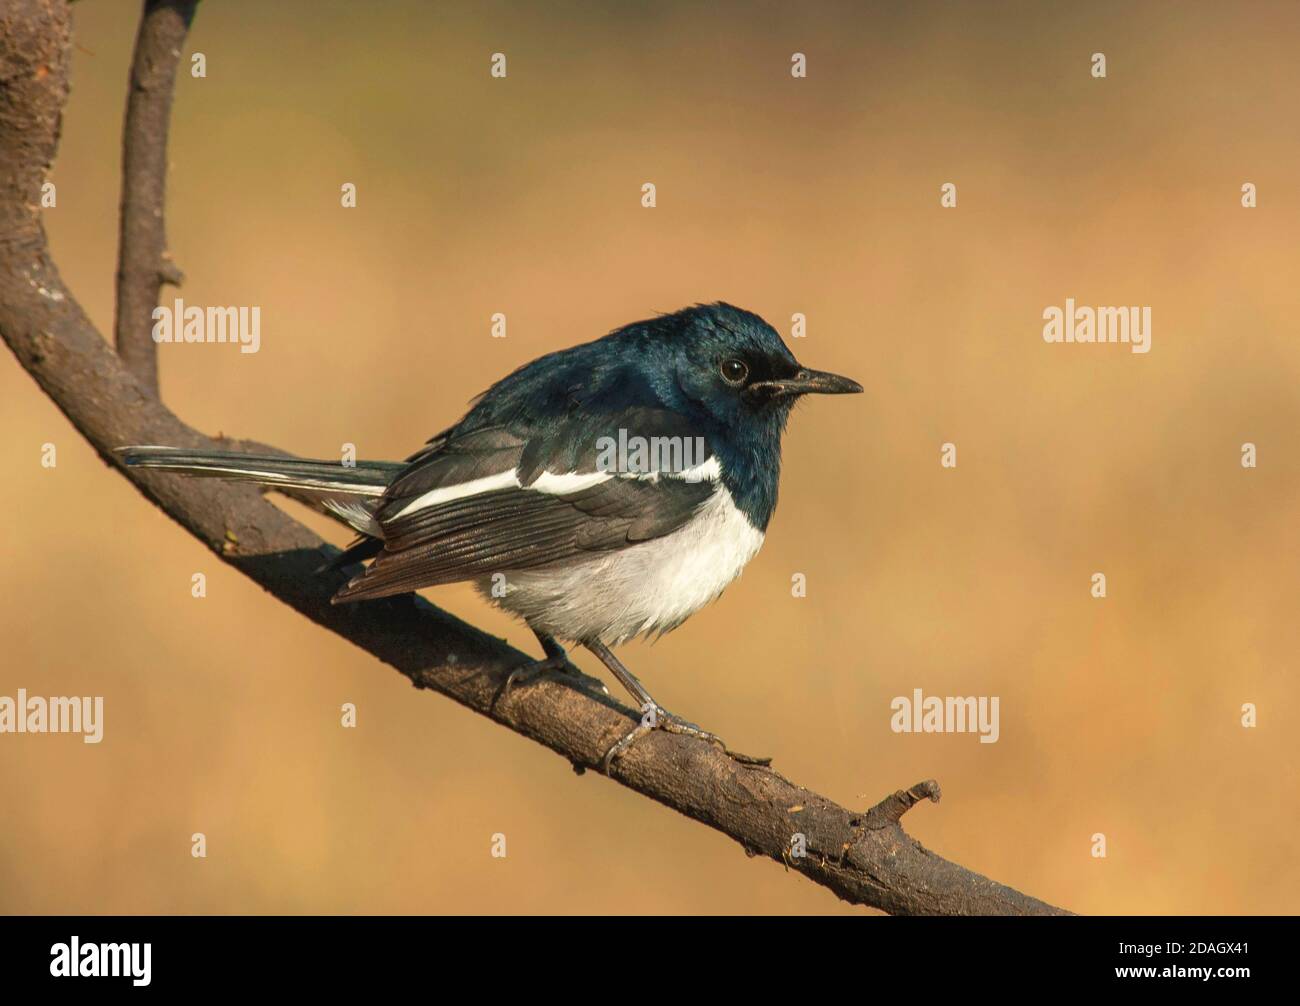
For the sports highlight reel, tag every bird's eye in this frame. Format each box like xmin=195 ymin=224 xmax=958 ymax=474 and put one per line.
xmin=720 ymin=358 xmax=749 ymax=385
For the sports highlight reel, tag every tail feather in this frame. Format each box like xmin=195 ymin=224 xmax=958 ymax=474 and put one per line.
xmin=118 ymin=446 xmax=400 ymax=496
xmin=118 ymin=446 xmax=402 ymax=537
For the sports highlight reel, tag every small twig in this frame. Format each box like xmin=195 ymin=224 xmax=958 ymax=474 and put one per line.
xmin=864 ymin=780 xmax=942 ymax=829
xmin=113 ymin=0 xmax=198 ymax=397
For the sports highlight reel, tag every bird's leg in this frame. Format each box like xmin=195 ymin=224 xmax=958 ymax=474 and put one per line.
xmin=584 ymin=640 xmax=733 ymax=770
xmin=503 ymin=629 xmax=583 ymax=692
xmin=533 ymin=629 xmax=576 ymax=670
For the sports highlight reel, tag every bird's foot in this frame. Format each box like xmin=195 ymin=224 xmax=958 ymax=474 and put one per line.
xmin=503 ymin=649 xmax=579 ymax=693
xmin=602 ymin=705 xmax=772 ymax=772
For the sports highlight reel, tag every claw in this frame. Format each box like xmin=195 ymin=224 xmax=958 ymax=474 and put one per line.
xmin=603 ymin=705 xmax=747 ymax=773
xmin=503 ymin=650 xmax=575 ymax=693
xmin=580 ymin=639 xmax=772 ymax=772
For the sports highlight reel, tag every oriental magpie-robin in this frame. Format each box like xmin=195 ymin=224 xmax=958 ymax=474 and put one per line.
xmin=122 ymin=303 xmax=861 ymax=767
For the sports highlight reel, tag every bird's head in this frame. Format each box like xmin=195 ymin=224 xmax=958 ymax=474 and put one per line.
xmin=644 ymin=303 xmax=862 ymax=429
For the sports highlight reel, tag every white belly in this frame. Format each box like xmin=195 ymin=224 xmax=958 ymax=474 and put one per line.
xmin=477 ymin=485 xmax=765 ymax=645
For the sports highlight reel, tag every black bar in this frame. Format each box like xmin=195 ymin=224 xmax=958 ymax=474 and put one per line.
xmin=0 ymin=915 xmax=1287 ymax=991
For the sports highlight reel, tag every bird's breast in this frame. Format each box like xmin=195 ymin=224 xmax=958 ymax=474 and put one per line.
xmin=479 ymin=483 xmax=764 ymax=645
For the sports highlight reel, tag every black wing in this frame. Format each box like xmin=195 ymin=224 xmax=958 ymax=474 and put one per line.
xmin=331 ymin=409 xmax=715 ymax=603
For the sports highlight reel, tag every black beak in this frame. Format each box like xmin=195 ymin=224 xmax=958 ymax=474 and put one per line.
xmin=751 ymin=367 xmax=863 ymax=398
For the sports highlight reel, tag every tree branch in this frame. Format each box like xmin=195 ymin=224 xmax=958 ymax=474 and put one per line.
xmin=114 ymin=0 xmax=196 ymax=396
xmin=0 ymin=0 xmax=1069 ymax=915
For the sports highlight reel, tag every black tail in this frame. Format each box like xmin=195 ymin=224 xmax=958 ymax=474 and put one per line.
xmin=118 ymin=446 xmax=402 ymax=495
xmin=118 ymin=446 xmax=405 ymax=539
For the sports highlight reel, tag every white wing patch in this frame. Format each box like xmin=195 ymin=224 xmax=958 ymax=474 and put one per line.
xmin=392 ymin=470 xmax=525 ymax=519
xmin=390 ymin=456 xmax=723 ymax=520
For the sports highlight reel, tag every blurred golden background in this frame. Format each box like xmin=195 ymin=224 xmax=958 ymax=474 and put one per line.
xmin=2 ymin=0 xmax=1297 ymax=914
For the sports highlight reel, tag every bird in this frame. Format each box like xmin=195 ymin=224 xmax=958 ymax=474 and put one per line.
xmin=121 ymin=303 xmax=862 ymax=768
